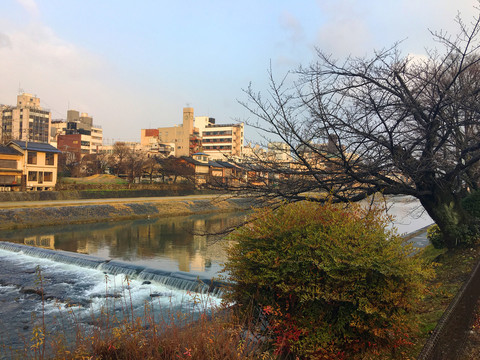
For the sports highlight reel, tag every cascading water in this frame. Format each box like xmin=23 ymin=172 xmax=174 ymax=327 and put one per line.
xmin=0 ymin=243 xmax=223 ymax=357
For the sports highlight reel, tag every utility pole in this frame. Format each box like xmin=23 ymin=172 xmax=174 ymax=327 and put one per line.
xmin=22 ymin=128 xmax=30 ymax=191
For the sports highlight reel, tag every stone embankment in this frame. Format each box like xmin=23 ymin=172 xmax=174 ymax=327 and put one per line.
xmin=0 ymin=196 xmax=254 ymax=230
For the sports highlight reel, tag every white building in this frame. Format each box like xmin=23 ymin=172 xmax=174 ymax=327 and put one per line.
xmin=195 ymin=116 xmax=244 ymax=160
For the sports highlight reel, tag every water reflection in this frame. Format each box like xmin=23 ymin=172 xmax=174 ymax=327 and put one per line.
xmin=0 ymin=196 xmax=433 ymax=280
xmin=0 ymin=212 xmax=248 ymax=279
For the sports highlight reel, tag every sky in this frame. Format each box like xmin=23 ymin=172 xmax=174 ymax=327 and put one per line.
xmin=0 ymin=0 xmax=478 ymax=144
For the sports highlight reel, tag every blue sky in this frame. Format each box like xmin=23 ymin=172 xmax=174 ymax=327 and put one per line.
xmin=0 ymin=0 xmax=478 ymax=143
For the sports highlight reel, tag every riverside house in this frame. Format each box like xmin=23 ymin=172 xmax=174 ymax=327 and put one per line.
xmin=6 ymin=140 xmax=61 ymax=191
xmin=0 ymin=144 xmax=23 ymax=190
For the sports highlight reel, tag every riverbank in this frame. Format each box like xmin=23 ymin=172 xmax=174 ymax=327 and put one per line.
xmin=0 ymin=195 xmax=254 ymax=230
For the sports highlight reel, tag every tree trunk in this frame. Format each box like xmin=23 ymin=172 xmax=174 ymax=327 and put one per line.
xmin=418 ymin=187 xmax=474 ymax=248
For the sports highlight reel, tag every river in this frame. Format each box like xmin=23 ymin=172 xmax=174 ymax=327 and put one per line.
xmin=0 ymin=196 xmax=432 ymax=357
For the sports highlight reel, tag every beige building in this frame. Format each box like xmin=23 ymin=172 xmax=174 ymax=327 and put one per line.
xmin=1 ymin=93 xmax=51 ymax=144
xmin=267 ymin=142 xmax=291 ymax=162
xmin=141 ymin=108 xmax=244 ymax=160
xmin=141 ymin=108 xmax=200 ymax=157
xmin=8 ymin=140 xmax=61 ymax=191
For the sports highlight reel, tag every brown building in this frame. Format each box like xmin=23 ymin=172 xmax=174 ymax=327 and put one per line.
xmin=57 ymin=133 xmax=83 ymax=164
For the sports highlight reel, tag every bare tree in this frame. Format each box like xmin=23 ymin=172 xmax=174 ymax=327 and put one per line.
xmin=108 ymin=142 xmax=131 ymax=177
xmin=158 ymin=157 xmax=195 ymax=184
xmin=227 ymin=11 xmax=480 ymax=248
xmin=126 ymin=150 xmax=148 ymax=183
xmin=81 ymin=153 xmax=109 ymax=176
xmin=143 ymin=155 xmax=161 ymax=183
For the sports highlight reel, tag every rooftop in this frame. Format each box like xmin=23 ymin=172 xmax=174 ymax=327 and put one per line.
xmin=9 ymin=140 xmax=62 ymax=153
xmin=0 ymin=145 xmax=22 ymax=156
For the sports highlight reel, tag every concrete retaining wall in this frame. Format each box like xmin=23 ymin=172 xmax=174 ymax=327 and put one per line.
xmin=0 ymin=198 xmax=253 ymax=230
xmin=0 ymin=189 xmax=216 ymax=202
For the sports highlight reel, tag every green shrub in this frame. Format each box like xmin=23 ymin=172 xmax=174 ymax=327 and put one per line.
xmin=427 ymin=224 xmax=444 ymax=249
xmin=462 ymin=190 xmax=480 ymax=218
xmin=223 ymin=201 xmax=433 ymax=359
xmin=427 ymin=223 xmax=478 ymax=249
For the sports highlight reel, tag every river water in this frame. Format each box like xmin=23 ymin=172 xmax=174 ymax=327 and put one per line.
xmin=0 ymin=196 xmax=432 ymax=357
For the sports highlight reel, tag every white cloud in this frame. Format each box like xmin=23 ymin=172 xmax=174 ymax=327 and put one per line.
xmin=0 ymin=22 xmax=109 ymax=119
xmin=313 ymin=0 xmax=479 ymax=58
xmin=0 ymin=33 xmax=12 ymax=48
xmin=316 ymin=18 xmax=373 ymax=57
xmin=16 ymin=0 xmax=39 ymax=18
xmin=280 ymin=12 xmax=304 ymax=44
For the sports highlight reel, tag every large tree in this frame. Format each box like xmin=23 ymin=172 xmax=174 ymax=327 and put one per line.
xmin=229 ymin=12 xmax=480 ymax=248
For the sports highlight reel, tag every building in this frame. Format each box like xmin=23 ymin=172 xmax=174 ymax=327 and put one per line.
xmin=141 ymin=107 xmax=244 ymax=160
xmin=50 ymin=109 xmax=103 ymax=154
xmin=139 ymin=129 xmax=175 ymax=157
xmin=195 ymin=116 xmax=244 ymax=160
xmin=0 ymin=144 xmax=23 ymax=190
xmin=1 ymin=93 xmax=51 ymax=144
xmin=267 ymin=142 xmax=291 ymax=162
xmin=7 ymin=140 xmax=61 ymax=191
xmin=155 ymin=107 xmax=198 ymax=157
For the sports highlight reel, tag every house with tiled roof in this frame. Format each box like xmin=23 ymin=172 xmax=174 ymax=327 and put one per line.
xmin=0 ymin=144 xmax=23 ymax=190
xmin=7 ymin=140 xmax=61 ymax=191
xmin=178 ymin=152 xmax=240 ymax=187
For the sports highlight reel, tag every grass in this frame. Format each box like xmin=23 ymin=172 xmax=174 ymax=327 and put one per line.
xmin=1 ymin=272 xmax=273 ymax=360
xmin=61 ymin=174 xmax=128 ymax=185
xmin=3 ymin=241 xmax=480 ymax=359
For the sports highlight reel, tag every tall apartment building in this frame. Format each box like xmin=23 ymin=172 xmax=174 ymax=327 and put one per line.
xmin=51 ymin=109 xmax=103 ymax=155
xmin=141 ymin=108 xmax=244 ymax=160
xmin=1 ymin=93 xmax=51 ymax=144
xmin=195 ymin=116 xmax=244 ymax=160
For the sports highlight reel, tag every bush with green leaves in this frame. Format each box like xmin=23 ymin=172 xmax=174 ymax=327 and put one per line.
xmin=223 ymin=201 xmax=433 ymax=359
xmin=427 ymin=222 xmax=478 ymax=249
xmin=427 ymin=224 xmax=444 ymax=249
xmin=462 ymin=190 xmax=480 ymax=219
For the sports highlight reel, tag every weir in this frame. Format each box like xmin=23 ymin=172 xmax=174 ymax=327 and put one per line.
xmin=0 ymin=241 xmax=226 ymax=296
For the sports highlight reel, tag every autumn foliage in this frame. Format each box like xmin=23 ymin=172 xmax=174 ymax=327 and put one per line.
xmin=223 ymin=201 xmax=433 ymax=359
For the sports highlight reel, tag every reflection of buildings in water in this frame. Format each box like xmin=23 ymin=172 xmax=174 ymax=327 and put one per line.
xmin=24 ymin=235 xmax=55 ymax=249
xmin=21 ymin=212 xmax=249 ymax=274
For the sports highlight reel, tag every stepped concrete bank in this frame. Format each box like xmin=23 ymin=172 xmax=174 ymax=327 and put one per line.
xmin=0 ymin=189 xmax=205 ymax=202
xmin=0 ymin=196 xmax=253 ymax=230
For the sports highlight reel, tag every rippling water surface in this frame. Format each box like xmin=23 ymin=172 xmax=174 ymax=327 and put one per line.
xmin=0 ymin=198 xmax=432 ymax=357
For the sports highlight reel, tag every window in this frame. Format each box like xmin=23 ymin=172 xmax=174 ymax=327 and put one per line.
xmin=28 ymin=171 xmax=37 ymax=181
xmin=45 ymin=153 xmax=55 ymax=166
xmin=38 ymin=172 xmax=43 ymax=184
xmin=0 ymin=175 xmax=15 ymax=185
xmin=0 ymin=159 xmax=17 ymax=169
xmin=27 ymin=152 xmax=37 ymax=165
xmin=44 ymin=172 xmax=53 ymax=182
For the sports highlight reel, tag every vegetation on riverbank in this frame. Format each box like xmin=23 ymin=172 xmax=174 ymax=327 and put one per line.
xmin=3 ymin=201 xmax=479 ymax=359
